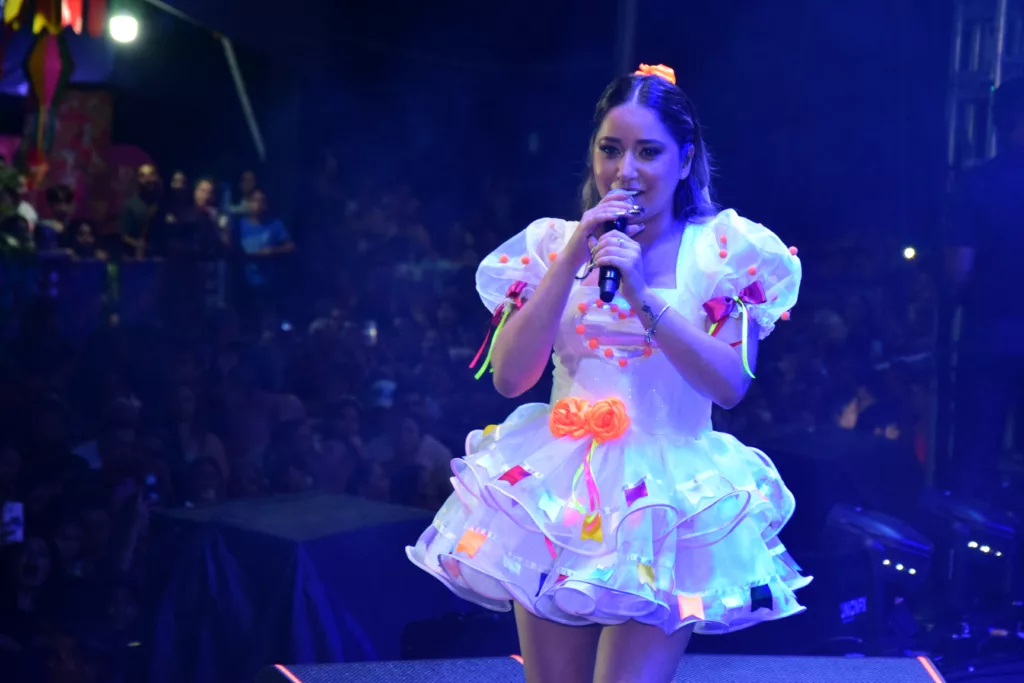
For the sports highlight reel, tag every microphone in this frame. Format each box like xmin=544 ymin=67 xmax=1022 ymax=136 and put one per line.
xmin=598 ymin=214 xmax=630 ymax=303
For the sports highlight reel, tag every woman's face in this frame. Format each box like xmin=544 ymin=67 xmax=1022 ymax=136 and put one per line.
xmin=592 ymin=103 xmax=689 ymax=224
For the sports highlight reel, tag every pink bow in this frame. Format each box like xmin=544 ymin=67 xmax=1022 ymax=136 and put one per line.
xmin=490 ymin=281 xmax=528 ymax=324
xmin=703 ymin=281 xmax=767 ymax=323
xmin=471 ymin=281 xmax=530 ymax=373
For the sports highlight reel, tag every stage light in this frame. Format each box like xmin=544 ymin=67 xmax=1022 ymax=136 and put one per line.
xmin=968 ymin=541 xmax=979 ymax=548
xmin=908 ymin=568 xmax=917 ymax=575
xmin=896 ymin=563 xmax=905 ymax=571
xmin=903 ymin=246 xmax=916 ymax=260
xmin=883 ymin=559 xmax=891 ymax=566
xmin=980 ymin=545 xmax=991 ymax=553
xmin=109 ymin=14 xmax=139 ymax=43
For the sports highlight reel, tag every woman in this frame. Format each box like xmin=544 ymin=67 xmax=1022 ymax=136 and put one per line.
xmin=407 ymin=64 xmax=809 ymax=683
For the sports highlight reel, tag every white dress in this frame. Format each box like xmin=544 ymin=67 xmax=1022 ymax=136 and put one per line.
xmin=406 ymin=209 xmax=811 ymax=634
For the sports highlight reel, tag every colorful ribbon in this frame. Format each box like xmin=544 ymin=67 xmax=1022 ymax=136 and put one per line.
xmin=549 ymin=397 xmax=631 ymax=543
xmin=703 ymin=281 xmax=766 ymax=379
xmin=469 ymin=281 xmax=528 ymax=380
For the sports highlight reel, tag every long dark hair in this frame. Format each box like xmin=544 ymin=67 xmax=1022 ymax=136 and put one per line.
xmin=580 ymin=73 xmax=716 ymax=223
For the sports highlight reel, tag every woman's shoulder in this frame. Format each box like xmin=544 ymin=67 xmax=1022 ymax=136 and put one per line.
xmin=694 ymin=208 xmax=784 ymax=243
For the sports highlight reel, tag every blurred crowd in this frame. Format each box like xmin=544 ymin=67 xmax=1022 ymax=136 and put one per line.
xmin=0 ymin=150 xmax=936 ymax=681
xmin=0 ymin=161 xmax=294 ymax=264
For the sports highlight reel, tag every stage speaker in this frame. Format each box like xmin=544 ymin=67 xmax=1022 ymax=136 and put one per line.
xmin=257 ymin=654 xmax=945 ymax=682
xmin=756 ymin=427 xmax=926 ymax=551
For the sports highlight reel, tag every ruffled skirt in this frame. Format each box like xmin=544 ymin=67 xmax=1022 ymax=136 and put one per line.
xmin=406 ymin=403 xmax=811 ymax=634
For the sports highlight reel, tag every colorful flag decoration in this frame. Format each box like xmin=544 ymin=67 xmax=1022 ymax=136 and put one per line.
xmin=86 ymin=0 xmax=106 ymax=38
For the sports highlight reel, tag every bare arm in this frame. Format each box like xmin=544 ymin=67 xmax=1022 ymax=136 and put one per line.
xmin=488 ymin=191 xmax=643 ymax=398
xmin=490 ymin=256 xmax=579 ymax=398
xmin=629 ymin=288 xmax=758 ymax=409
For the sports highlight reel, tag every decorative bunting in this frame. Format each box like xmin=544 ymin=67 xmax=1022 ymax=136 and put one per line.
xmin=33 ymin=0 xmax=61 ymax=34
xmin=86 ymin=0 xmax=105 ymax=37
xmin=543 ymin=536 xmax=558 ymax=559
xmin=555 ymin=573 xmax=568 ymax=584
xmin=498 ymin=465 xmax=531 ymax=486
xmin=580 ymin=512 xmax=603 ymax=542
xmin=637 ymin=563 xmax=655 ymax=588
xmin=623 ymin=478 xmax=649 ymax=507
xmin=750 ymin=584 xmax=773 ymax=611
xmin=537 ymin=492 xmax=562 ymax=522
xmin=536 ymin=572 xmax=548 ymax=597
xmin=63 ymin=0 xmax=85 ymax=34
xmin=502 ymin=554 xmax=522 ymax=575
xmin=721 ymin=594 xmax=743 ymax=609
xmin=590 ymin=566 xmax=614 ymax=582
xmin=4 ymin=0 xmax=27 ymax=28
xmin=677 ymin=594 xmax=705 ymax=620
xmin=455 ymin=529 xmax=486 ymax=558
xmin=562 ymin=506 xmax=583 ymax=526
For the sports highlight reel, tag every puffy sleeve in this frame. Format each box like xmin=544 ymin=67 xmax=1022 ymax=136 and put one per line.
xmin=688 ymin=209 xmax=801 ymax=340
xmin=475 ymin=217 xmax=576 ymax=313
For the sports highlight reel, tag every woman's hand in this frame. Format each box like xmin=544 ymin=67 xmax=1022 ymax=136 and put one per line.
xmin=563 ymin=190 xmax=646 ymax=269
xmin=592 ymin=230 xmax=646 ymax=302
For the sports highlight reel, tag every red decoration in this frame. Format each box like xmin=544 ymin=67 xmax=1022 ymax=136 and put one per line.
xmin=86 ymin=0 xmax=106 ymax=38
xmin=703 ymin=282 xmax=768 ymax=324
xmin=498 ymin=465 xmax=531 ymax=486
xmin=63 ymin=0 xmax=84 ymax=34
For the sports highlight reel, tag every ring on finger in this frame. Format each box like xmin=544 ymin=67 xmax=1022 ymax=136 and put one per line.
xmin=618 ymin=237 xmax=624 ymax=247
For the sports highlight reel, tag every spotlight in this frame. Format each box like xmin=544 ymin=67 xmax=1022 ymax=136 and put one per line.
xmin=903 ymin=246 xmax=916 ymax=260
xmin=109 ymin=14 xmax=139 ymax=43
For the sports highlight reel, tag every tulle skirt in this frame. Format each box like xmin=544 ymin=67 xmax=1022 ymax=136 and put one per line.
xmin=406 ymin=403 xmax=811 ymax=634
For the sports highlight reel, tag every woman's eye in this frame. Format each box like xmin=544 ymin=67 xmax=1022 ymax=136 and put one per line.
xmin=599 ymin=146 xmax=620 ymax=157
xmin=640 ymin=147 xmax=662 ymax=159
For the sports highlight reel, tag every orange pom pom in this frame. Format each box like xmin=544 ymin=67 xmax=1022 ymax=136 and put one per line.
xmin=577 ymin=302 xmax=588 ymax=313
xmin=604 ymin=348 xmax=614 ymax=359
xmin=618 ymin=358 xmax=628 ymax=368
xmin=596 ymin=300 xmax=604 ymax=308
xmin=575 ymin=324 xmax=585 ymax=334
xmin=747 ymin=266 xmax=757 ymax=276
xmin=520 ymin=255 xmax=531 ymax=265
xmin=642 ymin=346 xmax=654 ymax=358
xmin=719 ymin=235 xmax=728 ymax=245
xmin=719 ymin=249 xmax=728 ymax=259
xmin=610 ymin=304 xmax=619 ymax=313
xmin=781 ymin=311 xmax=791 ymax=321
xmin=789 ymin=246 xmax=798 ymax=255
xmin=499 ymin=254 xmax=509 ymax=264
xmin=549 ymin=252 xmax=559 ymax=261
xmin=618 ymin=312 xmax=628 ymax=320
xmin=588 ymin=338 xmax=599 ymax=350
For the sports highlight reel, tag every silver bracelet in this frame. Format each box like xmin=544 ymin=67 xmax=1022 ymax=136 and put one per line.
xmin=644 ymin=304 xmax=671 ymax=346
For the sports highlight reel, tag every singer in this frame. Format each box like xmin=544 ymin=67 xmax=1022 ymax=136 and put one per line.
xmin=408 ymin=64 xmax=807 ymax=683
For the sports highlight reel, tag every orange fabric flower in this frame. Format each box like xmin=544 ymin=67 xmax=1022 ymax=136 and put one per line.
xmin=634 ymin=63 xmax=676 ymax=85
xmin=549 ymin=397 xmax=591 ymax=439
xmin=587 ymin=398 xmax=631 ymax=443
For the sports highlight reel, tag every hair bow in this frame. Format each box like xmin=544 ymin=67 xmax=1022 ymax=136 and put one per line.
xmin=634 ymin=63 xmax=677 ymax=85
